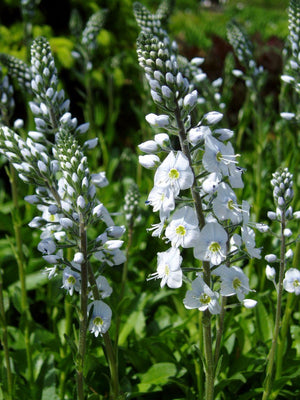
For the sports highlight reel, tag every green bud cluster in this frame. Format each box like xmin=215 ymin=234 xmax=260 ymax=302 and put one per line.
xmin=270 ymin=168 xmax=294 ymax=210
xmin=0 ymin=53 xmax=33 ymax=94
xmin=227 ymin=20 xmax=254 ymax=69
xmin=137 ymin=33 xmax=191 ymax=114
xmin=133 ymin=2 xmax=168 ymax=42
xmin=81 ymin=10 xmax=106 ymax=53
xmin=124 ymin=183 xmax=141 ymax=223
xmin=21 ymin=0 xmax=37 ymax=21
xmin=0 ymin=68 xmax=15 ymax=123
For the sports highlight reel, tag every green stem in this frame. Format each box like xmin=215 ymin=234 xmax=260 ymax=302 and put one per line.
xmin=59 ymin=298 xmax=73 ymax=400
xmin=262 ymin=213 xmax=286 ymax=400
xmin=275 ymin=293 xmax=296 ymax=380
xmin=87 ymin=265 xmax=120 ymax=399
xmin=8 ymin=164 xmax=34 ymax=394
xmin=0 ymin=269 xmax=13 ymax=400
xmin=77 ymin=217 xmax=89 ymax=400
xmin=214 ymin=296 xmax=227 ymax=366
xmin=175 ymin=103 xmax=214 ymax=400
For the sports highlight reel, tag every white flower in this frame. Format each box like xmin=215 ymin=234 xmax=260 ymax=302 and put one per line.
xmin=188 ymin=126 xmax=211 ymax=146
xmin=145 ymin=113 xmax=170 ymax=127
xmin=165 ymin=206 xmax=201 ymax=248
xmin=242 ymin=299 xmax=257 ymax=308
xmin=283 ymin=269 xmax=300 ymax=295
xmin=147 ymin=220 xmax=166 ymax=237
xmin=194 ymin=222 xmax=227 ymax=265
xmin=91 ymin=172 xmax=109 ymax=187
xmin=241 ymin=226 xmax=261 ymax=259
xmin=202 ymin=172 xmax=221 ymax=194
xmin=148 ymin=247 xmax=183 ymax=288
xmin=203 ymin=111 xmax=223 ymax=125
xmin=280 ymin=112 xmax=295 ymax=120
xmin=146 ymin=185 xmax=175 ymax=220
xmin=88 ymin=300 xmax=112 ymax=336
xmin=95 ymin=276 xmax=112 ymax=299
xmin=73 ymin=252 xmax=84 ymax=264
xmin=38 ymin=238 xmax=56 ymax=255
xmin=203 ymin=136 xmax=239 ymax=177
xmin=62 ymin=267 xmax=81 ymax=296
xmin=213 ymin=265 xmax=251 ymax=301
xmin=138 ymin=154 xmax=160 ymax=169
xmin=184 ymin=276 xmax=221 ymax=314
xmin=266 ymin=265 xmax=276 ymax=281
xmin=265 ymin=254 xmax=277 ymax=263
xmin=212 ymin=182 xmax=243 ymax=224
xmin=154 ymin=133 xmax=170 ymax=148
xmin=154 ymin=151 xmax=194 ymax=196
xmin=138 ymin=140 xmax=159 ymax=153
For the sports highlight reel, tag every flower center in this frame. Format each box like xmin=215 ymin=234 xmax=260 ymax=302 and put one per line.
xmin=176 ymin=225 xmax=186 ymax=236
xmin=93 ymin=316 xmax=104 ymax=327
xmin=293 ymin=279 xmax=300 ymax=288
xmin=209 ymin=242 xmax=221 ymax=253
xmin=200 ymin=293 xmax=211 ymax=304
xmin=216 ymin=151 xmax=223 ymax=162
xmin=164 ymin=264 xmax=170 ymax=276
xmin=67 ymin=275 xmax=76 ymax=285
xmin=50 ymin=214 xmax=55 ymax=222
xmin=227 ymin=199 xmax=235 ymax=210
xmin=169 ymin=168 xmax=180 ymax=180
xmin=233 ymin=277 xmax=241 ymax=289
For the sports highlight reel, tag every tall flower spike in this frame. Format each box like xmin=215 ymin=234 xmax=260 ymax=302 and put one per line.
xmin=0 ymin=53 xmax=33 ymax=94
xmin=81 ymin=10 xmax=107 ymax=54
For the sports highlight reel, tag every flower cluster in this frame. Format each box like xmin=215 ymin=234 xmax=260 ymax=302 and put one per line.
xmin=0 ymin=37 xmax=125 ymax=336
xmin=135 ymin=2 xmax=260 ymax=313
xmin=280 ymin=0 xmax=300 ymax=120
xmin=227 ymin=20 xmax=265 ymax=90
xmin=265 ymin=168 xmax=300 ymax=294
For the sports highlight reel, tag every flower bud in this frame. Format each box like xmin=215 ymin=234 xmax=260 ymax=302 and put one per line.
xmin=266 ymin=265 xmax=276 ymax=281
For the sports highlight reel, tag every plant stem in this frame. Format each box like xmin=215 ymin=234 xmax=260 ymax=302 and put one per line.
xmin=214 ymin=296 xmax=227 ymax=366
xmin=77 ymin=217 xmax=89 ymax=400
xmin=175 ymin=104 xmax=214 ymax=400
xmin=0 ymin=269 xmax=13 ymax=400
xmin=262 ymin=213 xmax=286 ymax=400
xmin=87 ymin=264 xmax=120 ymax=399
xmin=8 ymin=164 xmax=35 ymax=395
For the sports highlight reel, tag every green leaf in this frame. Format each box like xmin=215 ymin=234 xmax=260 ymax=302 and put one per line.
xmin=137 ymin=362 xmax=177 ymax=392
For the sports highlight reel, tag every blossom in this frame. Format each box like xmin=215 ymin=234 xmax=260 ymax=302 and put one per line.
xmin=213 ymin=265 xmax=251 ymax=301
xmin=194 ymin=222 xmax=227 ymax=265
xmin=62 ymin=266 xmax=81 ymax=295
xmin=146 ymin=185 xmax=175 ymax=220
xmin=95 ymin=275 xmax=112 ymax=299
xmin=148 ymin=247 xmax=183 ymax=288
xmin=88 ymin=300 xmax=112 ymax=336
xmin=203 ymin=136 xmax=239 ymax=177
xmin=165 ymin=206 xmax=201 ymax=248
xmin=183 ymin=276 xmax=221 ymax=314
xmin=212 ymin=182 xmax=243 ymax=224
xmin=283 ymin=268 xmax=300 ymax=295
xmin=154 ymin=151 xmax=194 ymax=196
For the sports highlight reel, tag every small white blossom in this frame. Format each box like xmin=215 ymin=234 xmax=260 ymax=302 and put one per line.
xmin=213 ymin=265 xmax=251 ymax=301
xmin=165 ymin=206 xmax=201 ymax=248
xmin=283 ymin=268 xmax=300 ymax=295
xmin=88 ymin=300 xmax=112 ymax=336
xmin=148 ymin=247 xmax=183 ymax=288
xmin=139 ymin=154 xmax=160 ymax=169
xmin=62 ymin=267 xmax=81 ymax=296
xmin=242 ymin=299 xmax=257 ymax=308
xmin=154 ymin=151 xmax=194 ymax=196
xmin=266 ymin=265 xmax=276 ymax=281
xmin=184 ymin=276 xmax=221 ymax=314
xmin=194 ymin=222 xmax=227 ymax=265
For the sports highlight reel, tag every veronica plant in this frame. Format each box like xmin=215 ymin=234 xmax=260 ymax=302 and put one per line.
xmin=0 ymin=37 xmax=125 ymax=400
xmin=262 ymin=168 xmax=300 ymax=400
xmin=134 ymin=3 xmax=262 ymax=399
